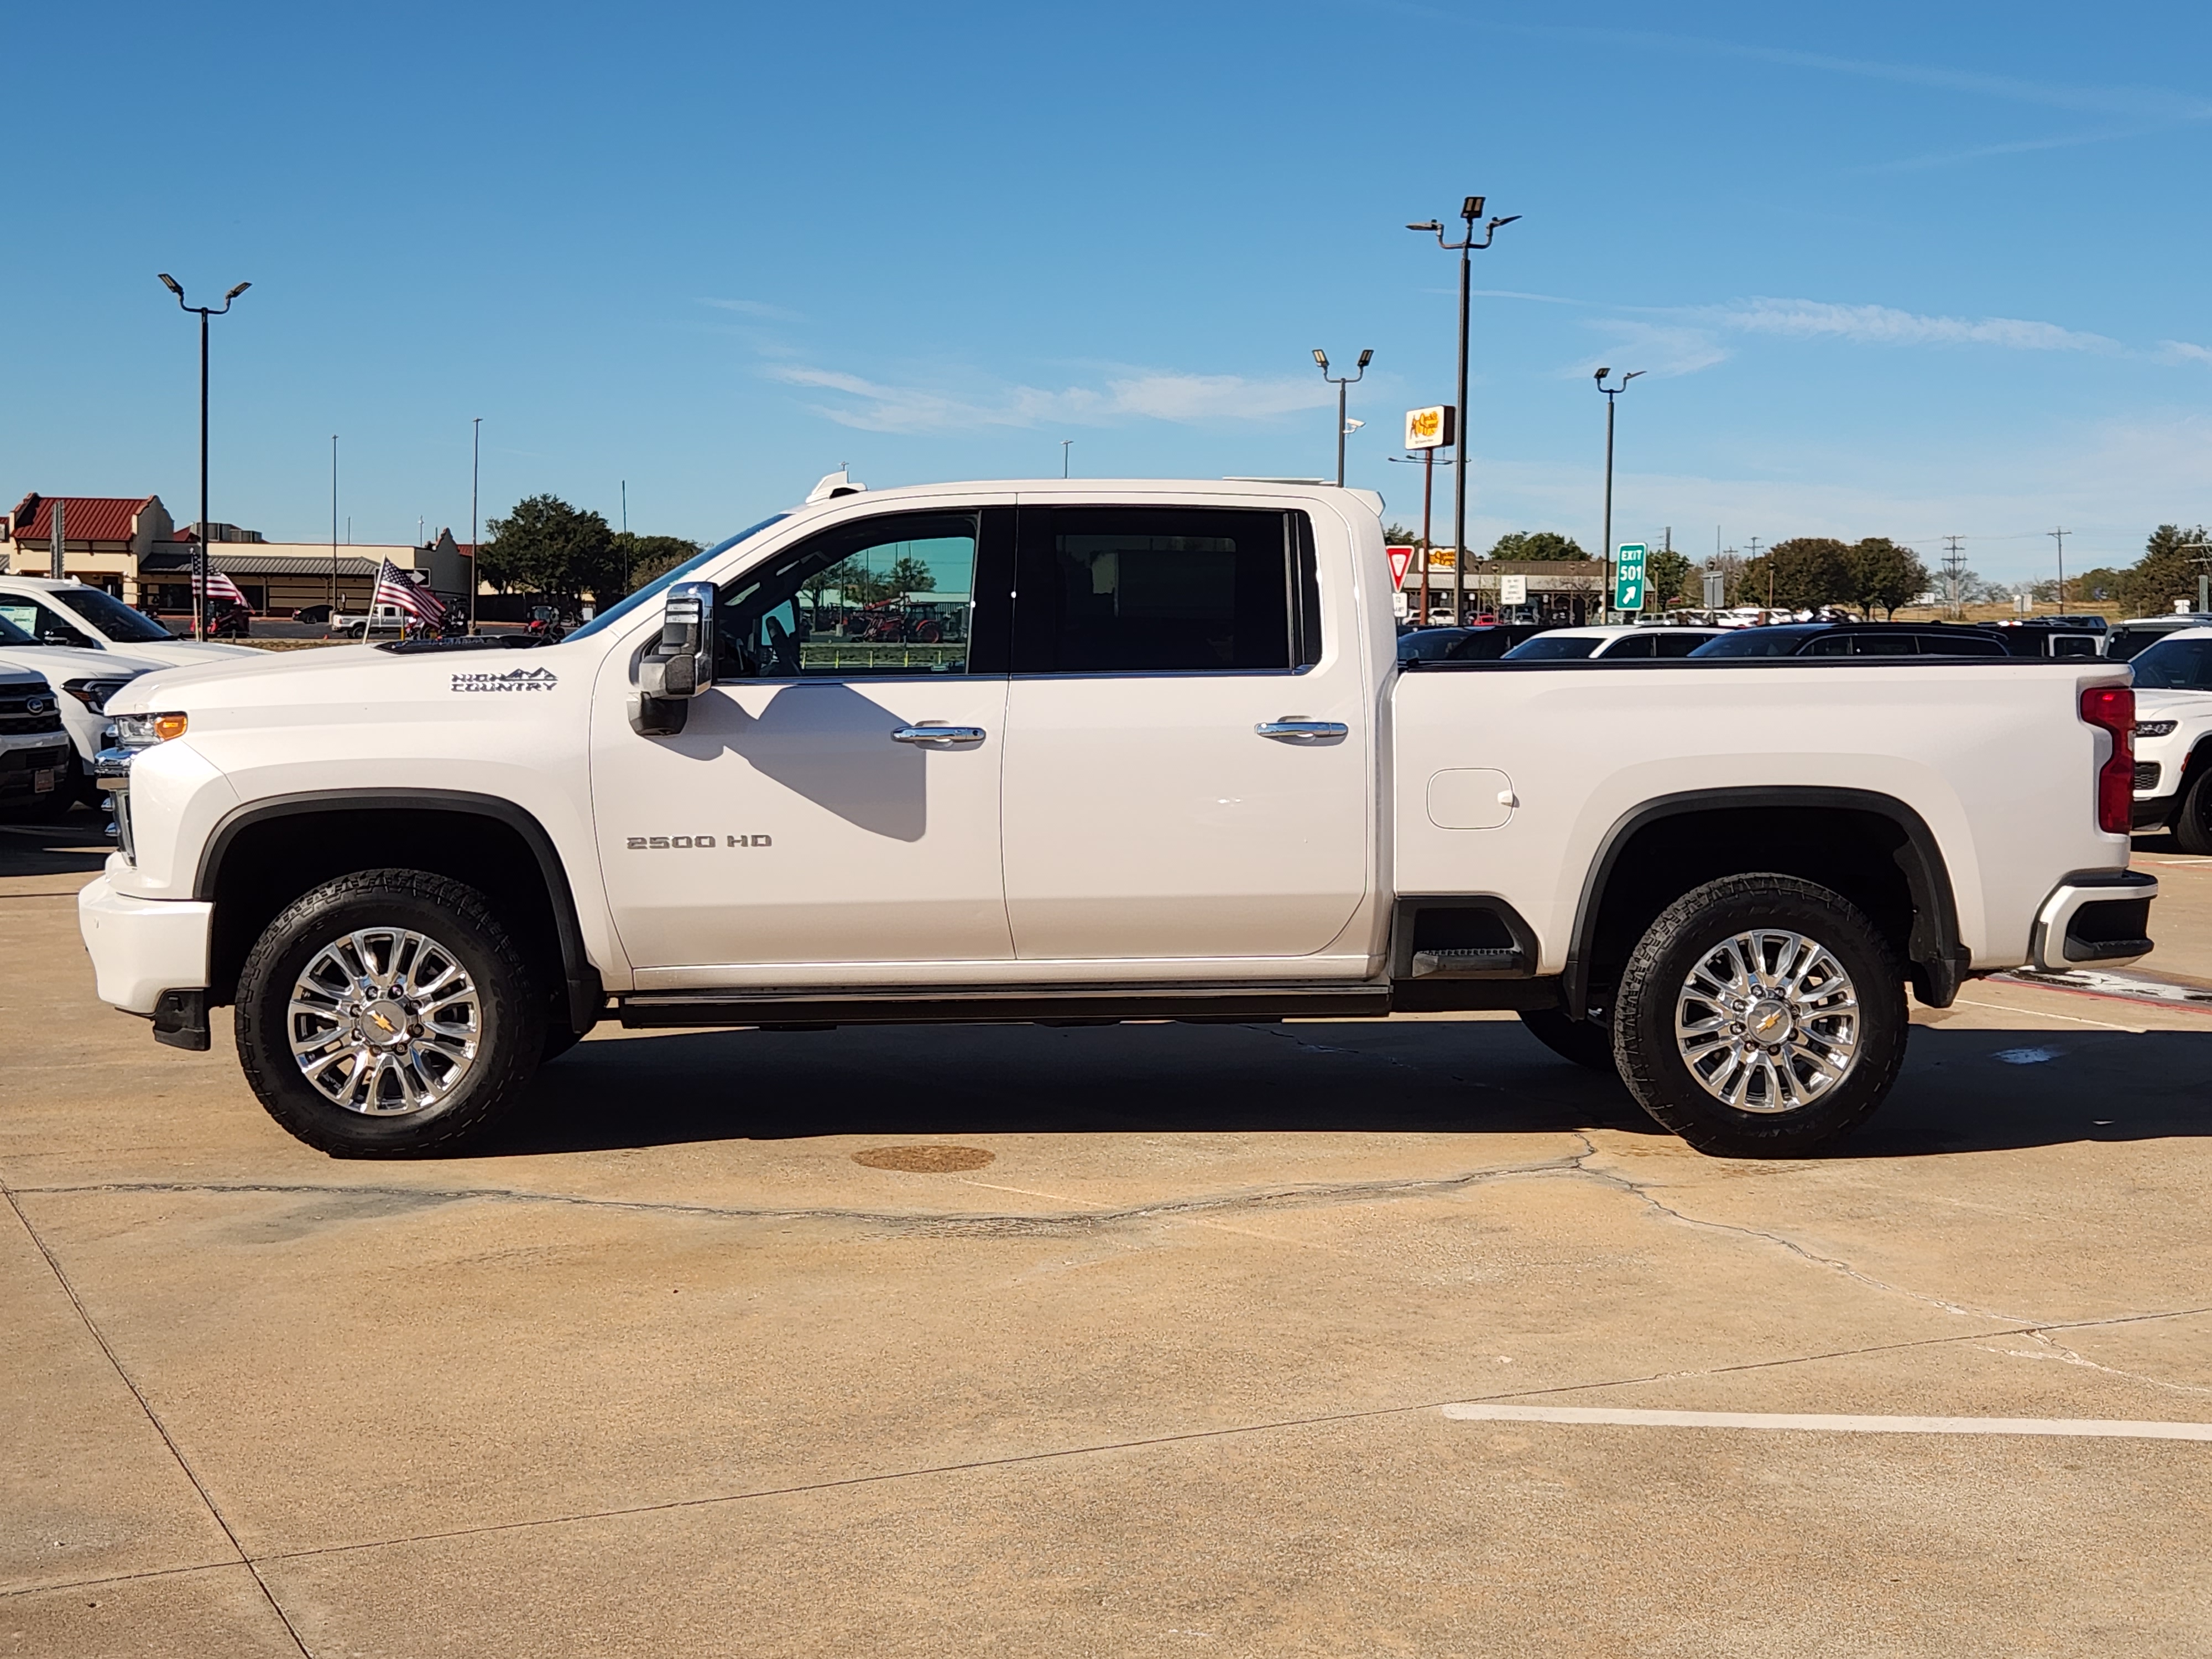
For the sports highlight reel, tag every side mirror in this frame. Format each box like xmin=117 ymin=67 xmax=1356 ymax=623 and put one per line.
xmin=631 ymin=581 xmax=717 ymax=735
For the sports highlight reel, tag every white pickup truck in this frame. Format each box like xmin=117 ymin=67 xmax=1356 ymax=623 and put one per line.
xmin=79 ymin=478 xmax=2156 ymax=1159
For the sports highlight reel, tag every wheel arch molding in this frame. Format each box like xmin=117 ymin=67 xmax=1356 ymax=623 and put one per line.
xmin=1562 ymin=786 xmax=1965 ymax=1020
xmin=194 ymin=789 xmax=602 ymax=1035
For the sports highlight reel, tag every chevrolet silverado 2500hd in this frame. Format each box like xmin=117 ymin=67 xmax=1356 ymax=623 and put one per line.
xmin=79 ymin=478 xmax=2156 ymax=1157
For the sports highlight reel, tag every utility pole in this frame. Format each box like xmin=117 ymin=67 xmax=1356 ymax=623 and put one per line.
xmin=1746 ymin=536 xmax=1768 ymax=611
xmin=157 ymin=274 xmax=251 ymax=640
xmin=1061 ymin=439 xmax=1073 ymax=478
xmin=1594 ymin=367 xmax=1644 ymax=622
xmin=469 ymin=418 xmax=481 ymax=635
xmin=1941 ymin=535 xmax=1967 ymax=618
xmin=1312 ymin=349 xmax=1372 ymax=488
xmin=329 ymin=436 xmax=339 ymax=612
xmin=2048 ymin=527 xmax=2070 ymax=612
xmin=1410 ymin=197 xmax=1520 ymax=624
xmin=49 ymin=500 xmax=63 ymax=580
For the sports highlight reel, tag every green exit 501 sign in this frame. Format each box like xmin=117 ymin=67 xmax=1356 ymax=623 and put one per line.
xmin=1614 ymin=542 xmax=1647 ymax=611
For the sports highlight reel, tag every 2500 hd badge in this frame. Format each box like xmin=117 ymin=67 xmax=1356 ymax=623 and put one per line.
xmin=627 ymin=834 xmax=774 ymax=848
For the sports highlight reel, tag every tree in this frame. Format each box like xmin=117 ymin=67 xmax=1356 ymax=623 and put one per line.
xmin=609 ymin=533 xmax=702 ymax=596
xmin=2067 ymin=565 xmax=2132 ymax=606
xmin=2125 ymin=524 xmax=2212 ymax=615
xmin=1735 ymin=538 xmax=1851 ymax=612
xmin=1644 ymin=547 xmax=1693 ymax=611
xmin=1487 ymin=530 xmax=1589 ymax=561
xmin=479 ymin=495 xmax=620 ymax=606
xmin=1842 ymin=538 xmax=1929 ymax=619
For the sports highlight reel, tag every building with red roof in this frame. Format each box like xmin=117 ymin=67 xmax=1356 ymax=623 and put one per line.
xmin=3 ymin=495 xmax=176 ymax=599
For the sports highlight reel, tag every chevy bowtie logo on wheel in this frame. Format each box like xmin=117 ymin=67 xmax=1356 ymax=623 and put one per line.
xmin=450 ymin=666 xmax=559 ymax=692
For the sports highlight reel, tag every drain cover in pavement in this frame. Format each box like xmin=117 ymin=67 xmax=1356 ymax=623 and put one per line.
xmin=852 ymin=1145 xmax=995 ymax=1172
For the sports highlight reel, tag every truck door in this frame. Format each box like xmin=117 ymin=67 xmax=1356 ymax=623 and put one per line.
xmin=591 ymin=505 xmax=1016 ymax=974
xmin=997 ymin=502 xmax=1371 ymax=963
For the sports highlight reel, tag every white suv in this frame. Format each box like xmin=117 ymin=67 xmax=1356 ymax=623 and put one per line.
xmin=0 ymin=577 xmax=258 ymax=668
xmin=1501 ymin=623 xmax=1725 ymax=660
xmin=2126 ymin=626 xmax=2212 ymax=850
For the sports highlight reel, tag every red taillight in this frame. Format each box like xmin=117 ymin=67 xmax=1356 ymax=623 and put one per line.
xmin=2079 ymin=684 xmax=2135 ymax=835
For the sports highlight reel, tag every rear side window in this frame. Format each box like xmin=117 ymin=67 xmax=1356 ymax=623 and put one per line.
xmin=1803 ymin=634 xmax=1851 ymax=656
xmin=1012 ymin=507 xmax=1303 ymax=674
xmin=1917 ymin=632 xmax=2006 ymax=657
xmin=1600 ymin=633 xmax=1656 ymax=658
xmin=1653 ymin=632 xmax=1711 ymax=658
xmin=1850 ymin=633 xmax=1918 ymax=656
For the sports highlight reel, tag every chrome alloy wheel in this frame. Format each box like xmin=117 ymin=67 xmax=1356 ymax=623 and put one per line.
xmin=1674 ymin=928 xmax=1859 ymax=1114
xmin=286 ymin=927 xmax=482 ymax=1116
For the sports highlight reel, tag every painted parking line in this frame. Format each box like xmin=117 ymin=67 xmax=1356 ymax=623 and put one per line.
xmin=1992 ymin=966 xmax=2212 ymax=1013
xmin=1440 ymin=1403 xmax=2212 ymax=1441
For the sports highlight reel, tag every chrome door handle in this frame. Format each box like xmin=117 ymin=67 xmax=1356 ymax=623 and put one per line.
xmin=890 ymin=724 xmax=987 ymax=745
xmin=1256 ymin=719 xmax=1349 ymax=741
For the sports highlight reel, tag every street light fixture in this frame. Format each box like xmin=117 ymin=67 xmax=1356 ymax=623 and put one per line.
xmin=1410 ymin=195 xmax=1520 ymax=622
xmin=1313 ymin=348 xmax=1373 ymax=487
xmin=157 ymin=273 xmax=251 ymax=641
xmin=1594 ymin=366 xmax=1644 ymax=623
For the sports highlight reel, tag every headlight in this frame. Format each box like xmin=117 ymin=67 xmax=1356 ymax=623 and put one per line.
xmin=62 ymin=677 xmax=138 ymax=714
xmin=109 ymin=711 xmax=189 ymax=747
xmin=2135 ymin=719 xmax=2178 ymax=738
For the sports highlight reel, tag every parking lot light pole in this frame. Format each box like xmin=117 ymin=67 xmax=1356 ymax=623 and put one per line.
xmin=157 ymin=274 xmax=249 ymax=641
xmin=1594 ymin=366 xmax=1643 ymax=623
xmin=1410 ymin=198 xmax=1519 ymax=622
xmin=1312 ymin=349 xmax=1372 ymax=487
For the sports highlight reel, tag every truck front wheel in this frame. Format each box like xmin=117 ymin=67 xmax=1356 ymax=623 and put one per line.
xmin=234 ymin=869 xmax=546 ymax=1157
xmin=1611 ymin=875 xmax=1907 ymax=1157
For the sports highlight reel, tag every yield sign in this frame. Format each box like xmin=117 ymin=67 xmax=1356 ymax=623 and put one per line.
xmin=1386 ymin=545 xmax=1414 ymax=588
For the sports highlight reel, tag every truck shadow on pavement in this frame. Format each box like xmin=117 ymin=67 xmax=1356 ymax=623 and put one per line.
xmin=0 ymin=812 xmax=110 ymax=877
xmin=478 ymin=1018 xmax=2212 ymax=1160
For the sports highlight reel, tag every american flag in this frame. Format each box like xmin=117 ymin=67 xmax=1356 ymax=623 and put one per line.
xmin=374 ymin=558 xmax=446 ymax=624
xmin=191 ymin=566 xmax=249 ymax=607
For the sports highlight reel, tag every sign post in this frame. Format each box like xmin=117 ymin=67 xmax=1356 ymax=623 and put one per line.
xmin=1614 ymin=542 xmax=1647 ymax=614
xmin=1405 ymin=406 xmax=1455 ymax=625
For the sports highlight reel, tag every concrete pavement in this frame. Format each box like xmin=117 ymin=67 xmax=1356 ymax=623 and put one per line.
xmin=6 ymin=816 xmax=2211 ymax=1656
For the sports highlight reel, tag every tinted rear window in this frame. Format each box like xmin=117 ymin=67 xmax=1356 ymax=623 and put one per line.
xmin=1687 ymin=629 xmax=1820 ymax=658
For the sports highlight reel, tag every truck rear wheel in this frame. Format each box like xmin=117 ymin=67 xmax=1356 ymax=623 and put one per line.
xmin=234 ymin=868 xmax=546 ymax=1157
xmin=1611 ymin=874 xmax=1906 ymax=1157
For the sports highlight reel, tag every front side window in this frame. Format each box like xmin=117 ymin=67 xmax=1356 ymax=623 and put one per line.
xmin=1012 ymin=507 xmax=1305 ymax=674
xmin=716 ymin=512 xmax=982 ymax=679
xmin=1600 ymin=633 xmax=1656 ymax=658
xmin=1653 ymin=632 xmax=1712 ymax=658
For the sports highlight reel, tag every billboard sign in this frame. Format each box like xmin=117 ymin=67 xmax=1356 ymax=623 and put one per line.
xmin=1404 ymin=405 xmax=1457 ymax=451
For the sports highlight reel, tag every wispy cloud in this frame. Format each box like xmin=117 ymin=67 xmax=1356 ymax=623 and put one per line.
xmin=700 ymin=297 xmax=804 ymax=321
xmin=2160 ymin=341 xmax=2212 ymax=368
xmin=1712 ymin=298 xmax=2120 ymax=353
xmin=1575 ymin=320 xmax=1731 ymax=378
xmin=765 ymin=364 xmax=1330 ymax=434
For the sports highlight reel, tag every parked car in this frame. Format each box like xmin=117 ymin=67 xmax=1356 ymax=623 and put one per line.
xmin=2107 ymin=614 xmax=2212 ymax=662
xmin=0 ymin=576 xmax=259 ymax=667
xmin=1501 ymin=624 xmax=1725 ymax=661
xmin=1396 ymin=624 xmax=1549 ymax=662
xmin=1989 ymin=616 xmax=2106 ymax=658
xmin=0 ymin=611 xmax=160 ymax=802
xmin=1688 ymin=623 xmax=2011 ymax=659
xmin=0 ymin=666 xmax=75 ymax=818
xmin=2122 ymin=627 xmax=2212 ymax=849
xmin=85 ymin=477 xmax=2151 ymax=1161
xmin=291 ymin=604 xmax=334 ymax=625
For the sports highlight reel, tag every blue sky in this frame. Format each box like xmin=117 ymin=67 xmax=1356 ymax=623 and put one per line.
xmin=8 ymin=1 xmax=2209 ymax=585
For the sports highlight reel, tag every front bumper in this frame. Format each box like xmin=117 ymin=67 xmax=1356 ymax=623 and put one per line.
xmin=77 ymin=874 xmax=213 ymax=1016
xmin=0 ymin=742 xmax=71 ymax=800
xmin=2030 ymin=870 xmax=2157 ymax=972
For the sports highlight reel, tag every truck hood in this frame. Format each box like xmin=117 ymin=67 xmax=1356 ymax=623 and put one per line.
xmin=101 ymin=638 xmax=580 ymax=716
xmin=2131 ymin=687 xmax=2212 ymax=721
xmin=0 ymin=643 xmax=173 ymax=684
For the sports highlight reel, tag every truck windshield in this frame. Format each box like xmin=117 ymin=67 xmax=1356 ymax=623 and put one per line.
xmin=1503 ymin=635 xmax=1600 ymax=660
xmin=565 ymin=515 xmax=789 ymax=644
xmin=2129 ymin=637 xmax=2212 ymax=692
xmin=48 ymin=585 xmax=178 ymax=643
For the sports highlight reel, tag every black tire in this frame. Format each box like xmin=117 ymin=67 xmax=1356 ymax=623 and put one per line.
xmin=234 ymin=868 xmax=546 ymax=1156
xmin=1517 ymin=1006 xmax=1617 ymax=1072
xmin=2172 ymin=769 xmax=2212 ymax=856
xmin=1612 ymin=874 xmax=1907 ymax=1157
